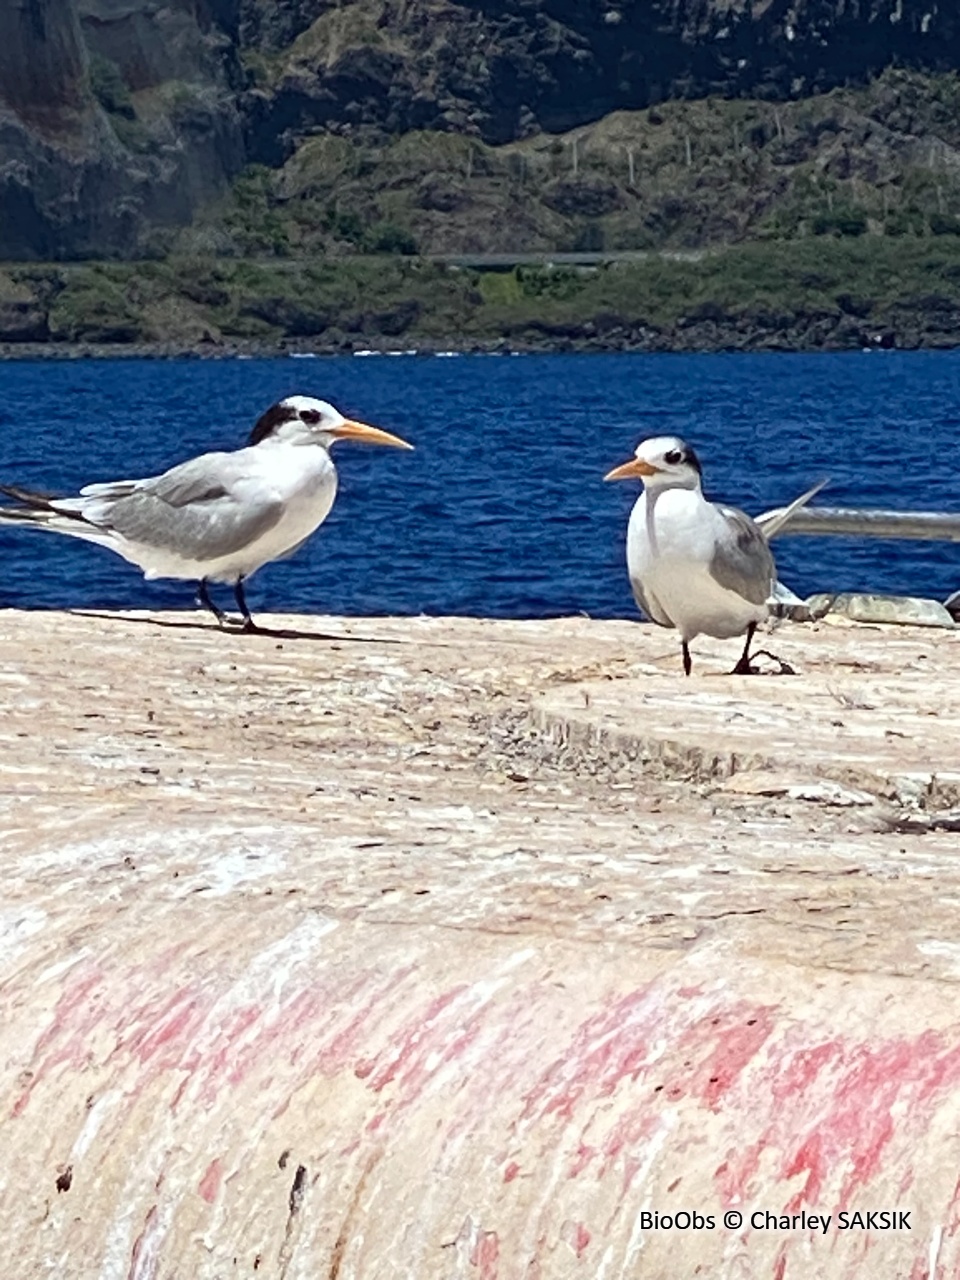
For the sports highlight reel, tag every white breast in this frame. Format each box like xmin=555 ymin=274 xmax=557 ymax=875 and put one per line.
xmin=626 ymin=488 xmax=768 ymax=642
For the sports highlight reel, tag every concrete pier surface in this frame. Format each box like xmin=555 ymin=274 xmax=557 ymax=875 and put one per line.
xmin=1 ymin=607 xmax=960 ymax=1278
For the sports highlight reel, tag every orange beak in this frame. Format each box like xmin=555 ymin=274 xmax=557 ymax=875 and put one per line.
xmin=604 ymin=457 xmax=660 ymax=482
xmin=328 ymin=419 xmax=414 ymax=450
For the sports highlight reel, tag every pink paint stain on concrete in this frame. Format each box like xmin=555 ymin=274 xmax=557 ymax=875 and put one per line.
xmin=306 ymin=966 xmax=419 ymax=1078
xmin=11 ymin=965 xmax=108 ymax=1116
xmin=713 ymin=1027 xmax=960 ymax=1212
xmin=470 ymin=1229 xmax=499 ymax=1279
xmin=567 ymin=1143 xmax=596 ymax=1178
xmin=517 ymin=984 xmax=669 ymax=1125
xmin=503 ymin=1161 xmax=520 ymax=1183
xmin=523 ymin=992 xmax=778 ymax=1190
xmin=694 ymin=1007 xmax=778 ymax=1110
xmin=123 ymin=990 xmax=205 ymax=1069
xmin=367 ymin=986 xmax=470 ymax=1094
xmin=574 ymin=1221 xmax=591 ymax=1258
xmin=198 ymin=1158 xmax=222 ymax=1204
xmin=561 ymin=1219 xmax=591 ymax=1258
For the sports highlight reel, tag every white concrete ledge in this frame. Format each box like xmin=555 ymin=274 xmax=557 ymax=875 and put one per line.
xmin=1 ymin=610 xmax=959 ymax=1276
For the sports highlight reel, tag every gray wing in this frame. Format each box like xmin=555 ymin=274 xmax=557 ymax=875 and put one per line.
xmin=76 ymin=454 xmax=244 ymax=508
xmin=144 ymin=455 xmax=243 ymax=508
xmin=71 ymin=455 xmax=284 ymax=561
xmin=710 ymin=506 xmax=776 ymax=606
xmin=629 ymin=574 xmax=673 ymax=628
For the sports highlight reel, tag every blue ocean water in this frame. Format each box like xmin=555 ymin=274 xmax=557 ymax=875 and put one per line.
xmin=0 ymin=351 xmax=958 ymax=619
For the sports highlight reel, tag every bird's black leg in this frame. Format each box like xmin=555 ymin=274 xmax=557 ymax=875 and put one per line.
xmin=730 ymin=622 xmax=758 ymax=675
xmin=197 ymin=579 xmax=230 ymax=627
xmin=234 ymin=577 xmax=258 ymax=633
xmin=731 ymin=622 xmax=798 ymax=676
xmin=682 ymin=640 xmax=692 ymax=677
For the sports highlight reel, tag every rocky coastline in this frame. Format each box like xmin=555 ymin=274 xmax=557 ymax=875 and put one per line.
xmin=0 ymin=315 xmax=946 ymax=360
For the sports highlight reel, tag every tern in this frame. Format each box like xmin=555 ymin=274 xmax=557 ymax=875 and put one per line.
xmin=605 ymin=435 xmax=825 ymax=676
xmin=0 ymin=395 xmax=412 ymax=631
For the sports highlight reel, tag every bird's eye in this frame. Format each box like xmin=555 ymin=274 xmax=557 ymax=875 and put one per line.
xmin=664 ymin=449 xmax=683 ymax=465
xmin=299 ymin=408 xmax=322 ymax=425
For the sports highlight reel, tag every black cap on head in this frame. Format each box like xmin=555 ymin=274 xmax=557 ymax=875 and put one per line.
xmin=248 ymin=401 xmax=299 ymax=446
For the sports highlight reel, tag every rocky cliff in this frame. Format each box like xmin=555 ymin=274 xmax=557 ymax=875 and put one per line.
xmin=0 ymin=0 xmax=244 ymax=259
xmin=1 ymin=0 xmax=958 ymax=259
xmin=243 ymin=0 xmax=960 ymax=154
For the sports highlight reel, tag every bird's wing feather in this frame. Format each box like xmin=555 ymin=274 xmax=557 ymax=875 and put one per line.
xmin=76 ymin=456 xmax=284 ymax=561
xmin=709 ymin=506 xmax=775 ymax=605
xmin=78 ymin=479 xmax=141 ymax=500
xmin=106 ymin=493 xmax=283 ymax=562
xmin=142 ymin=454 xmax=239 ymax=508
xmin=77 ymin=453 xmax=235 ymax=506
xmin=629 ymin=575 xmax=673 ymax=628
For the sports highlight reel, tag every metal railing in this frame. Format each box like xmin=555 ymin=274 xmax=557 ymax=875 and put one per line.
xmin=759 ymin=506 xmax=960 ymax=543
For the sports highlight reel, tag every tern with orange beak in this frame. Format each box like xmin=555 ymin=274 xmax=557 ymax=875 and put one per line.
xmin=605 ymin=435 xmax=825 ymax=676
xmin=0 ymin=395 xmax=413 ymax=631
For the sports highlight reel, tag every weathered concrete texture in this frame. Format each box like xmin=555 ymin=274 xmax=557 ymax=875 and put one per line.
xmin=2 ymin=608 xmax=960 ymax=1277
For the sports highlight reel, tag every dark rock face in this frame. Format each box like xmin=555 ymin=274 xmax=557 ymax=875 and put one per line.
xmin=0 ymin=0 xmax=244 ymax=259
xmin=79 ymin=0 xmax=244 ymax=94
xmin=0 ymin=299 xmax=49 ymax=343
xmin=0 ymin=1 xmax=90 ymax=124
xmin=244 ymin=0 xmax=960 ymax=155
xmin=457 ymin=0 xmax=960 ymax=134
xmin=239 ymin=0 xmax=335 ymax=51
xmin=4 ymin=0 xmax=960 ymax=258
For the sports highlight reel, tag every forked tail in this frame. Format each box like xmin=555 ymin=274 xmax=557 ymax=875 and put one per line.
xmin=0 ymin=483 xmax=62 ymax=509
xmin=0 ymin=484 xmax=94 ymax=533
xmin=755 ymin=477 xmax=830 ymax=541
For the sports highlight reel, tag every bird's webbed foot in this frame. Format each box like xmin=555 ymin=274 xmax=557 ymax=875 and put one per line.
xmin=729 ymin=646 xmax=797 ymax=676
xmin=728 ymin=621 xmax=793 ymax=676
xmin=747 ymin=648 xmax=797 ymax=677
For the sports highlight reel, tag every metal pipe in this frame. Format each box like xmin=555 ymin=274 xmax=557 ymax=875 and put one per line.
xmin=759 ymin=506 xmax=960 ymax=543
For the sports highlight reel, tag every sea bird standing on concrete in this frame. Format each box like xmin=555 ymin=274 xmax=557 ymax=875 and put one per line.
xmin=604 ymin=435 xmax=825 ymax=676
xmin=0 ymin=396 xmax=413 ymax=631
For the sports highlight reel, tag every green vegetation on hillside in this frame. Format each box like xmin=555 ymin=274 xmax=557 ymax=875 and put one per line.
xmin=180 ymin=70 xmax=960 ymax=262
xmin=5 ymin=237 xmax=960 ymax=351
